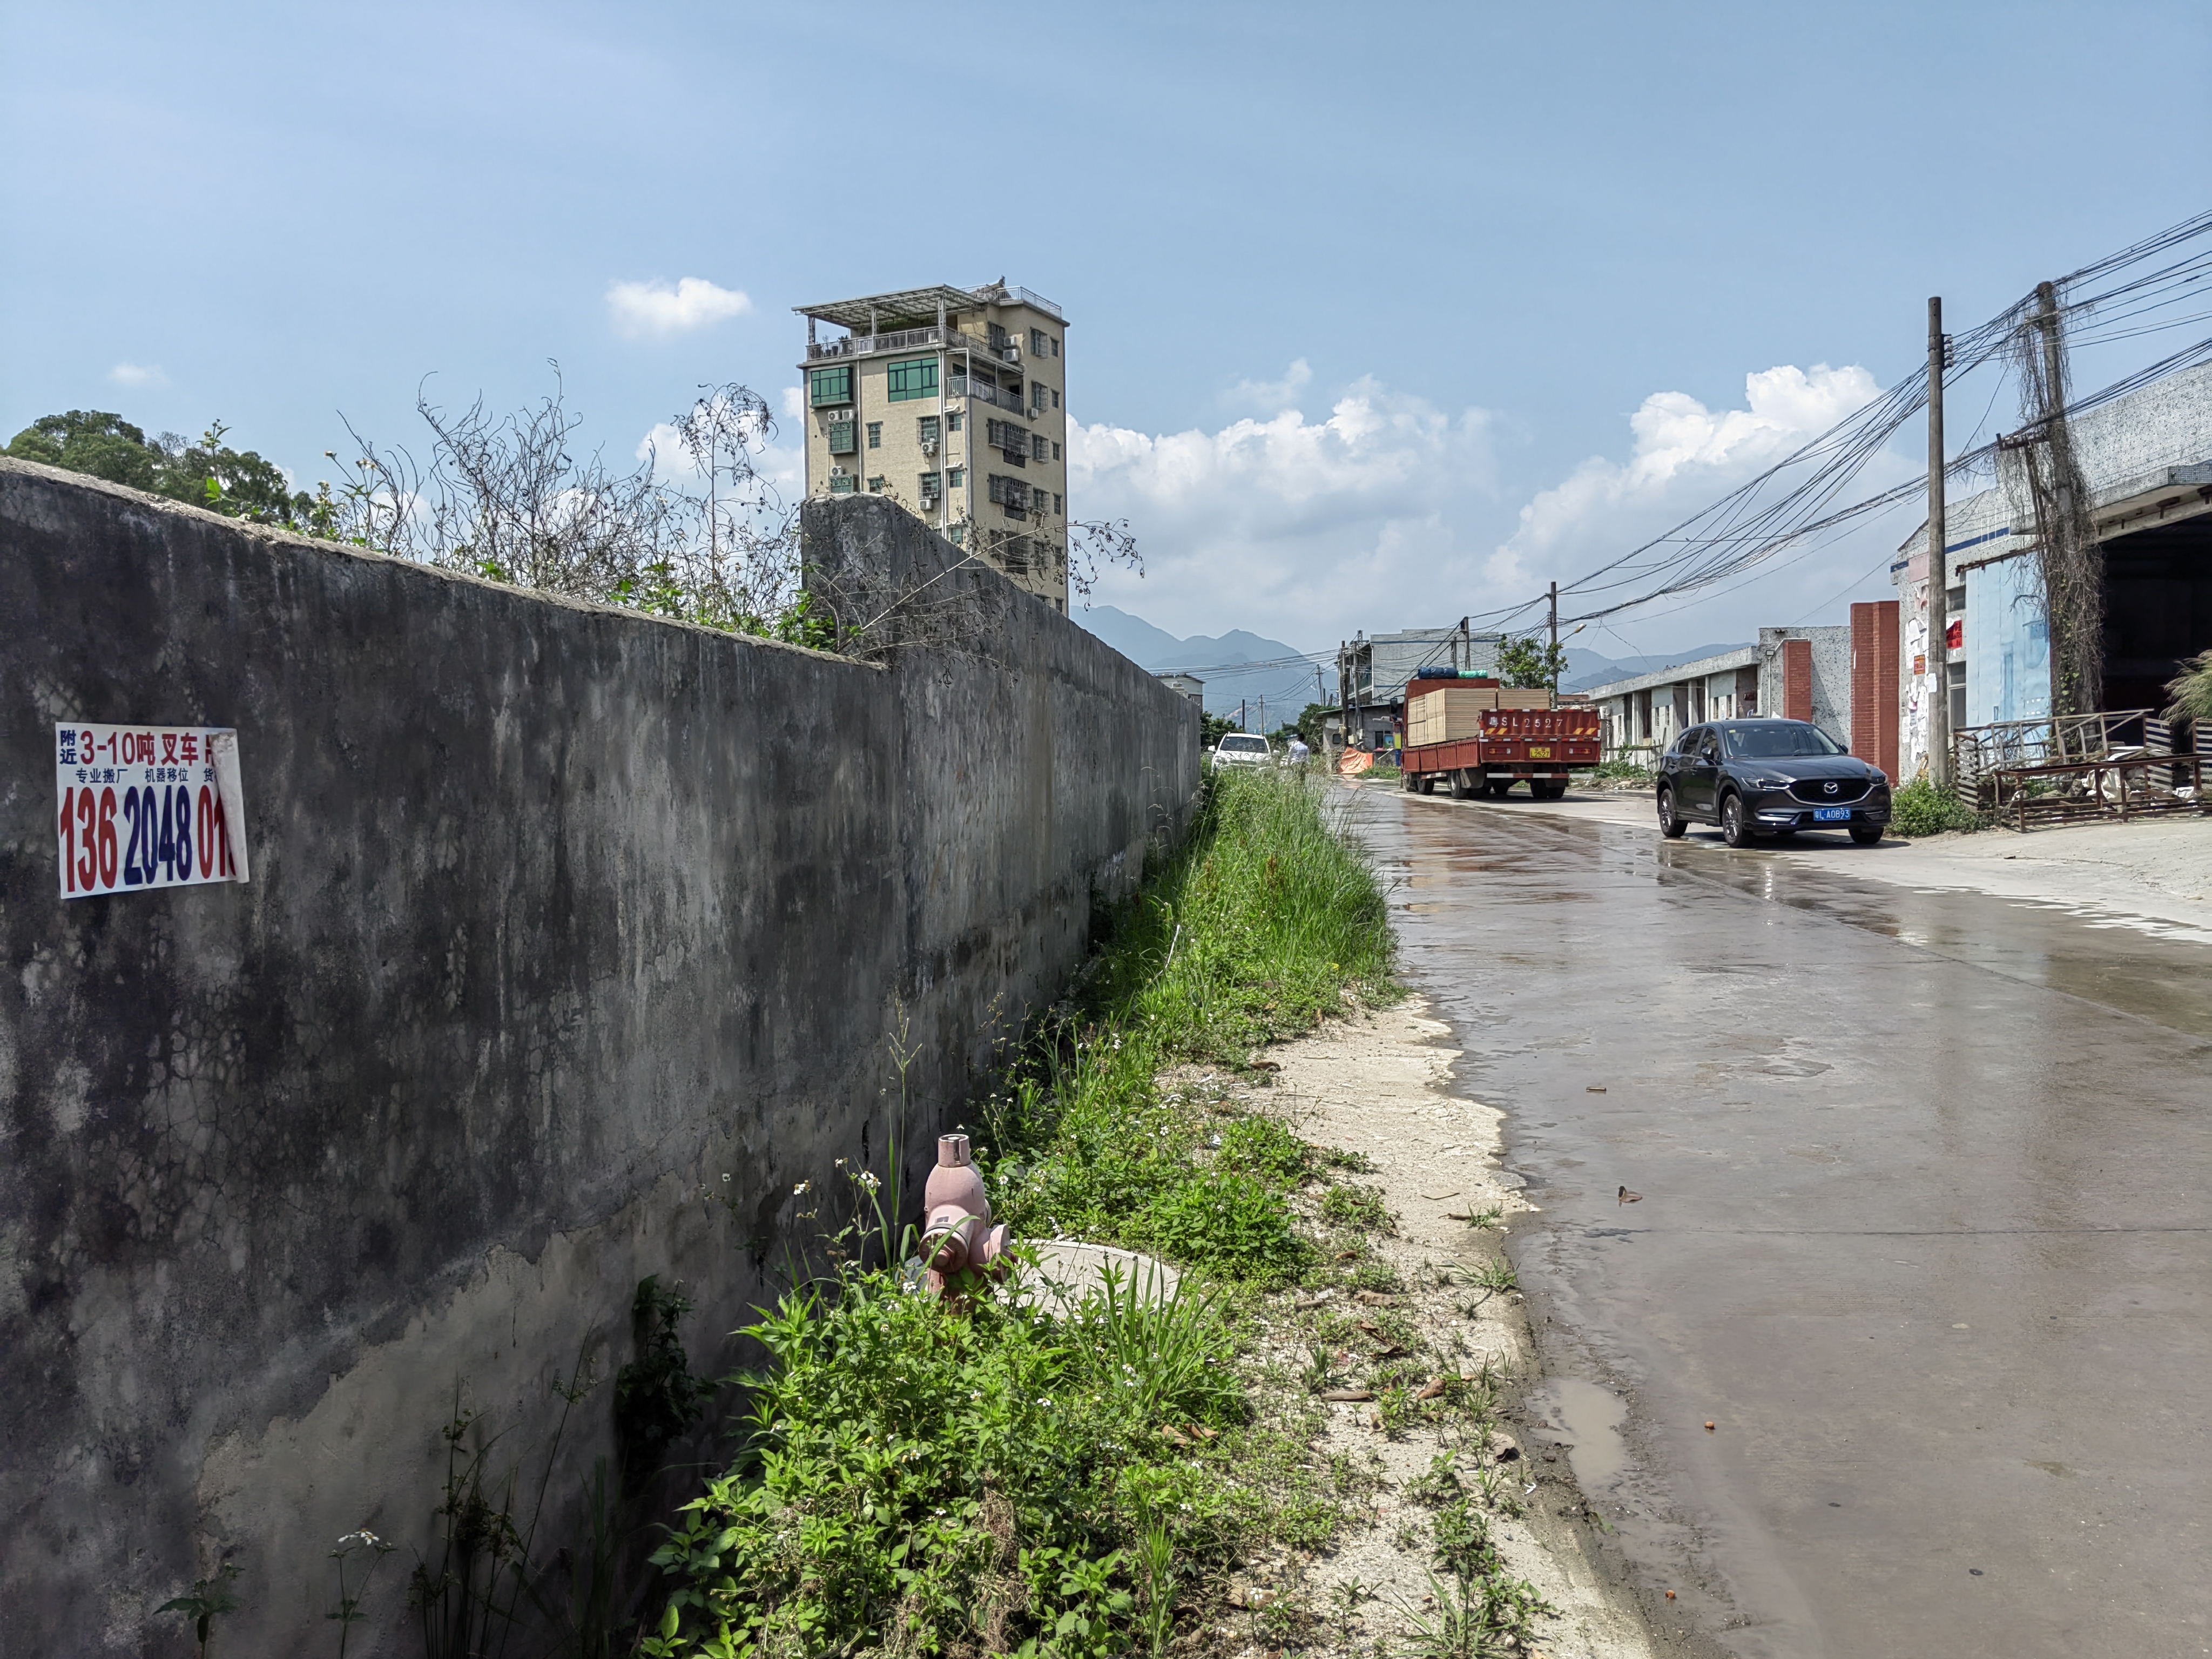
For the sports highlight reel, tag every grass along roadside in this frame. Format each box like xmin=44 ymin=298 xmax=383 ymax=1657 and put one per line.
xmin=640 ymin=769 xmax=1579 ymax=1657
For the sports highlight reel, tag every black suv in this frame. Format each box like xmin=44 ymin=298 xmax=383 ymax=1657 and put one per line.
xmin=1655 ymin=719 xmax=1890 ymax=847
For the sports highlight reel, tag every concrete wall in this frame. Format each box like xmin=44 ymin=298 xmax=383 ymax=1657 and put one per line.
xmin=1758 ymin=626 xmax=1850 ymax=744
xmin=0 ymin=465 xmax=1197 ymax=1657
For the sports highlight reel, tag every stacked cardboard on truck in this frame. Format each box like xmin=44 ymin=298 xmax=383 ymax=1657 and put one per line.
xmin=1407 ymin=685 xmax=1555 ymax=745
xmin=1408 ymin=687 xmax=1493 ymax=745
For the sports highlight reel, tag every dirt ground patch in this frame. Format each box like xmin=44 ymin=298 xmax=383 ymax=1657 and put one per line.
xmin=1210 ymin=999 xmax=1663 ymax=1659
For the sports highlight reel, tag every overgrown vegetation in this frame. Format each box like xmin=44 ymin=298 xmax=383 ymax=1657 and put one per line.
xmin=7 ymin=413 xmax=308 ymax=525
xmin=643 ymin=768 xmax=1398 ymax=1656
xmin=2165 ymin=647 xmax=2212 ymax=731
xmin=11 ymin=368 xmax=1141 ymax=658
xmin=1889 ymin=775 xmax=1983 ymax=838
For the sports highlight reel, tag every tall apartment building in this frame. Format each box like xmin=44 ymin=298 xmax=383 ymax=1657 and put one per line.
xmin=795 ymin=282 xmax=1071 ymax=611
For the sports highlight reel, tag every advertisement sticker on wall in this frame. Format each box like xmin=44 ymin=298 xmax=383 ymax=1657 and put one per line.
xmin=55 ymin=723 xmax=250 ymax=899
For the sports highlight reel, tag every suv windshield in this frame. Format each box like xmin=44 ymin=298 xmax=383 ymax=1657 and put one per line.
xmin=1219 ymin=736 xmax=1267 ymax=753
xmin=1723 ymin=723 xmax=1846 ymax=758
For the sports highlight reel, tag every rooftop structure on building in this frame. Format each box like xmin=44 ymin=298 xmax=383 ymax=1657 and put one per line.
xmin=1889 ymin=360 xmax=2212 ymax=775
xmin=797 ymin=282 xmax=1071 ymax=612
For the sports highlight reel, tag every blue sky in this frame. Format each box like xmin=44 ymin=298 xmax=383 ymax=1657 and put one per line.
xmin=5 ymin=0 xmax=2206 ymax=659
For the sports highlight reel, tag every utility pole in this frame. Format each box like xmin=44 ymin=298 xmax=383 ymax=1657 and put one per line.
xmin=1547 ymin=582 xmax=1560 ymax=700
xmin=1926 ymin=296 xmax=1950 ymax=788
xmin=1239 ymin=698 xmax=1246 ymax=733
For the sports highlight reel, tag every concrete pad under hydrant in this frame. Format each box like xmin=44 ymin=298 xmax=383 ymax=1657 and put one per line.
xmin=1016 ymin=1241 xmax=1182 ymax=1313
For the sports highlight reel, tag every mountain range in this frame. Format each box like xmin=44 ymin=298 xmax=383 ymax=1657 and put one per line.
xmin=1077 ymin=606 xmax=1751 ymax=718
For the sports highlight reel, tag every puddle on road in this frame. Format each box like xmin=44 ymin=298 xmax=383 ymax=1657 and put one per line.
xmin=1530 ymin=1375 xmax=1631 ymax=1490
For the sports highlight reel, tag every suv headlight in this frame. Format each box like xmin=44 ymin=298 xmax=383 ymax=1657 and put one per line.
xmin=1743 ymin=774 xmax=1792 ymax=791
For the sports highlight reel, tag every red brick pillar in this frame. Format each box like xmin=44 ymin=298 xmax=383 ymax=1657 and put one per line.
xmin=1782 ymin=637 xmax=1813 ymax=724
xmin=1850 ymin=602 xmax=1900 ymax=774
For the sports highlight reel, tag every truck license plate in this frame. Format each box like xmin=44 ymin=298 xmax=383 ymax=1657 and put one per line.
xmin=1527 ymin=746 xmax=1552 ymax=759
xmin=1813 ymin=806 xmax=1851 ymax=822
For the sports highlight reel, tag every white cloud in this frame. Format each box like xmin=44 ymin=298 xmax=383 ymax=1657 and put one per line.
xmin=1071 ymin=375 xmax=1499 ymax=644
xmin=107 ymin=362 xmax=167 ymax=388
xmin=1487 ymin=363 xmax=1884 ymax=594
xmin=605 ymin=276 xmax=753 ymax=339
xmin=1226 ymin=358 xmax=1312 ymax=411
xmin=1072 ymin=360 xmax=1907 ymax=654
xmin=781 ymin=385 xmax=803 ymax=420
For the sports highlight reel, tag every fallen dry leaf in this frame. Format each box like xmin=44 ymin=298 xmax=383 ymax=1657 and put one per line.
xmin=1318 ymin=1387 xmax=1375 ymax=1402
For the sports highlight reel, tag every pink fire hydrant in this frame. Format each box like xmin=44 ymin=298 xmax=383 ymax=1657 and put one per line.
xmin=921 ymin=1133 xmax=1011 ymax=1293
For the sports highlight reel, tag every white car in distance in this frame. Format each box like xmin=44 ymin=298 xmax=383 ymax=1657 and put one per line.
xmin=1212 ymin=733 xmax=1274 ymax=768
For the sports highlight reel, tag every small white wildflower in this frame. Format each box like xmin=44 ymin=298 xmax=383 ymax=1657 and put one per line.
xmin=793 ymin=1181 xmax=810 ymax=1196
xmin=721 ymin=1172 xmax=732 ymax=1183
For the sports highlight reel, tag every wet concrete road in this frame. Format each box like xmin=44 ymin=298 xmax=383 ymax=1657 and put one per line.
xmin=1351 ymin=788 xmax=2212 ymax=1659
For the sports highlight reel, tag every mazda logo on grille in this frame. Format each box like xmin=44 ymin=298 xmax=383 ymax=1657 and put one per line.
xmin=1823 ymin=781 xmax=1838 ymax=795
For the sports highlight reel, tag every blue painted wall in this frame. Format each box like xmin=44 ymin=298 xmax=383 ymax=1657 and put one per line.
xmin=1964 ymin=552 xmax=2050 ymax=727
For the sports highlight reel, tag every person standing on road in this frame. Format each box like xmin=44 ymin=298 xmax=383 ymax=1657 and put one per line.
xmin=1287 ymin=736 xmax=1311 ymax=767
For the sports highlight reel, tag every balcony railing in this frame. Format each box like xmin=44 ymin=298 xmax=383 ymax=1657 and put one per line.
xmin=806 ymin=325 xmax=944 ymax=361
xmin=806 ymin=326 xmax=1024 ymax=365
xmin=949 ymin=376 xmax=1027 ymax=413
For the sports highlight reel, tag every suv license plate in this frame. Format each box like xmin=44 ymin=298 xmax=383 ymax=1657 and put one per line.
xmin=1527 ymin=746 xmax=1552 ymax=759
xmin=1813 ymin=806 xmax=1852 ymax=822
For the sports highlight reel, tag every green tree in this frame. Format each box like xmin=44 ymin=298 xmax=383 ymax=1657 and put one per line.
xmin=1201 ymin=710 xmax=1239 ymax=747
xmin=6 ymin=411 xmax=310 ymax=527
xmin=1494 ymin=632 xmax=1569 ymax=691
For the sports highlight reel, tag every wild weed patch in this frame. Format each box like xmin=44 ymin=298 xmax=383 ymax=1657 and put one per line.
xmin=645 ymin=770 xmax=1398 ymax=1655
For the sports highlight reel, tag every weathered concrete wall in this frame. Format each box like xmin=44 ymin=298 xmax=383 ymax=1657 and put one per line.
xmin=0 ymin=466 xmax=1197 ymax=1656
xmin=1758 ymin=625 xmax=1850 ymax=744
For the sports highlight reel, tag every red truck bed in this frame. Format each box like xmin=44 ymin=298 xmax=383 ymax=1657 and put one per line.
xmin=1399 ymin=706 xmax=1602 ymax=800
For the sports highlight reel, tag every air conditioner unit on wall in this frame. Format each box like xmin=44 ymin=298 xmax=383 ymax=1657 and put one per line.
xmin=921 ymin=439 xmax=938 ymax=455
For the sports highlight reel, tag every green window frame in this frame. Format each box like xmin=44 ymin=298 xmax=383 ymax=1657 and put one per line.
xmin=947 ymin=467 xmax=964 ymax=488
xmin=885 ymin=355 xmax=939 ymax=403
xmin=866 ymin=422 xmax=882 ymax=449
xmin=809 ymin=366 xmax=852 ymax=407
xmin=826 ymin=420 xmax=857 ymax=456
xmin=828 ymin=474 xmax=856 ymax=494
xmin=866 ymin=475 xmax=885 ymax=492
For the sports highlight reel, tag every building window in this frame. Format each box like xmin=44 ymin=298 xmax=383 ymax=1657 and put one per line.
xmin=947 ymin=410 xmax=963 ymax=433
xmin=1031 ymin=433 xmax=1049 ymax=461
xmin=1052 ymin=442 xmax=1061 ymax=460
xmin=918 ymin=415 xmax=940 ymax=446
xmin=986 ymin=417 xmax=1028 ymax=461
xmin=1053 ymin=494 xmax=1062 ymax=514
xmin=948 ymin=524 xmax=966 ymax=546
xmin=866 ymin=475 xmax=885 ymax=492
xmin=826 ymin=420 xmax=857 ymax=456
xmin=828 ymin=474 xmax=856 ymax=494
xmin=919 ymin=470 xmax=942 ymax=503
xmin=1030 ymin=328 xmax=1050 ymax=355
xmin=988 ymin=473 xmax=1030 ymax=511
xmin=866 ymin=422 xmax=881 ymax=449
xmin=947 ymin=466 xmax=965 ymax=488
xmin=809 ymin=366 xmax=852 ymax=407
xmin=886 ymin=355 xmax=938 ymax=402
xmin=1051 ymin=388 xmax=1060 ymax=408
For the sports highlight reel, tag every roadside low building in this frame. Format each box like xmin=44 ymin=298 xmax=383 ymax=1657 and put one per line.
xmin=1338 ymin=626 xmax=1503 ymax=752
xmin=1583 ymin=628 xmax=1850 ymax=761
xmin=1891 ymin=360 xmax=2212 ymax=775
xmin=1154 ymin=671 xmax=1204 ymax=710
xmin=1584 ymin=647 xmax=1759 ymax=762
